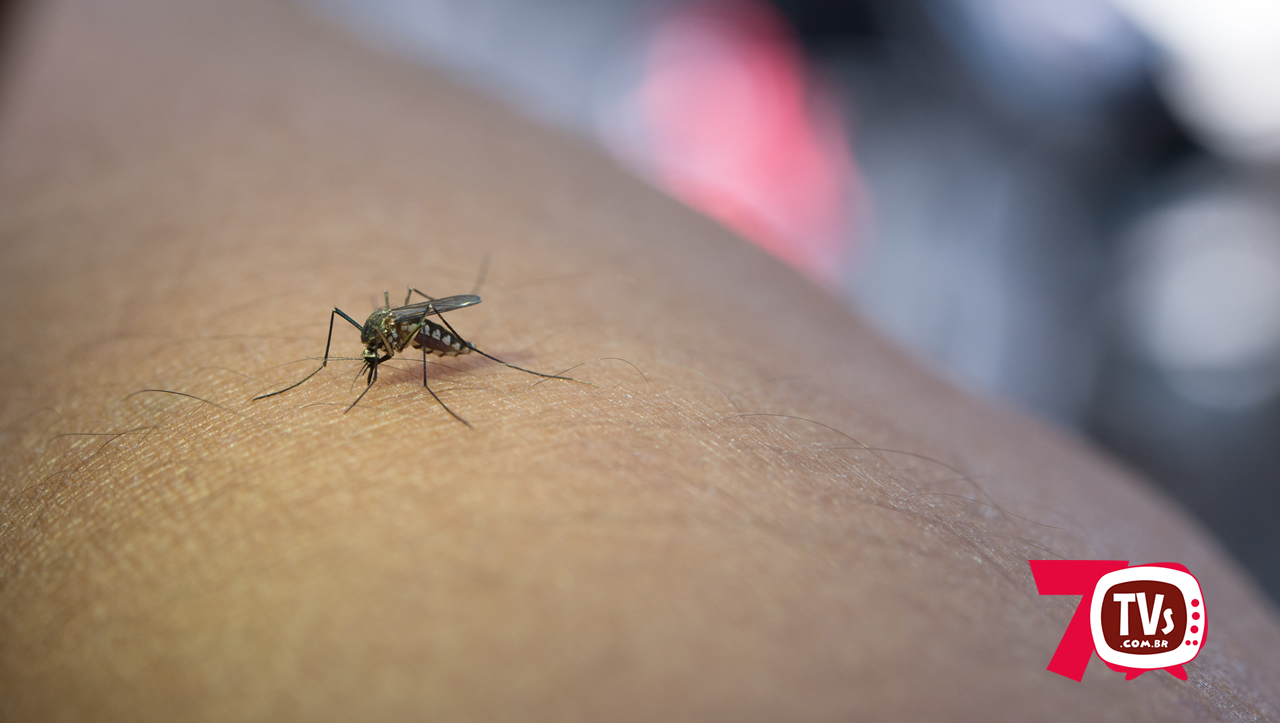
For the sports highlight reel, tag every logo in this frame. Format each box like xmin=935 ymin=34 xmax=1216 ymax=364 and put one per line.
xmin=1029 ymin=560 xmax=1205 ymax=681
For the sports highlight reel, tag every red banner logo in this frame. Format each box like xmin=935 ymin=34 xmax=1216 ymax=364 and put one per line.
xmin=1029 ymin=560 xmax=1205 ymax=681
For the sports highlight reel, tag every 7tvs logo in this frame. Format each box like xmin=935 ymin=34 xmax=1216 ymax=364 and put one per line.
xmin=1030 ymin=561 xmax=1206 ymax=681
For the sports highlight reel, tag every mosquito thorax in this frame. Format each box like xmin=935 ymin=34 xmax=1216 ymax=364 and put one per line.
xmin=360 ymin=308 xmax=399 ymax=349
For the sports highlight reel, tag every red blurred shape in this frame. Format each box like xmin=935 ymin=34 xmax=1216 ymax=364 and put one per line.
xmin=641 ymin=0 xmax=860 ymax=287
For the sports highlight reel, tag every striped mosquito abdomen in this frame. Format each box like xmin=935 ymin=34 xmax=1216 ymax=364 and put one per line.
xmin=412 ymin=319 xmax=470 ymax=356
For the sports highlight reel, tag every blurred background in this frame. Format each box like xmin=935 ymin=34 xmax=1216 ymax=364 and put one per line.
xmin=297 ymin=0 xmax=1280 ymax=603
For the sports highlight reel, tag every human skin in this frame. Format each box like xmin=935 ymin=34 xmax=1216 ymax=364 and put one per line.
xmin=0 ymin=0 xmax=1278 ymax=720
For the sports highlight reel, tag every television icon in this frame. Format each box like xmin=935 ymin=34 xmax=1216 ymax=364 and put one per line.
xmin=1089 ymin=565 xmax=1205 ymax=671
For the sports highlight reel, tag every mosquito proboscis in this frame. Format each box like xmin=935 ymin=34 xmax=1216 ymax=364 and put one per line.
xmin=253 ymin=288 xmax=580 ymax=425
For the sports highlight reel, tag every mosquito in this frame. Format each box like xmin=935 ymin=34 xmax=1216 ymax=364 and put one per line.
xmin=253 ymin=288 xmax=578 ymax=425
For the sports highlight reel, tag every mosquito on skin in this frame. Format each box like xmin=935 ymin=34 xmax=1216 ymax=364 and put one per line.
xmin=253 ymin=288 xmax=580 ymax=425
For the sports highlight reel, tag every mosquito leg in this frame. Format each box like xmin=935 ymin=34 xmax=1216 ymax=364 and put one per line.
xmin=403 ymin=285 xmax=446 ymax=308
xmin=429 ymin=311 xmax=583 ymax=383
xmin=418 ymin=343 xmax=471 ymax=427
xmin=468 ymin=345 xmax=582 ymax=382
xmin=254 ymin=307 xmax=365 ymax=400
xmin=411 ymin=281 xmax=582 ymax=386
xmin=471 ymin=254 xmax=490 ymax=296
xmin=346 ymin=377 xmax=375 ymax=412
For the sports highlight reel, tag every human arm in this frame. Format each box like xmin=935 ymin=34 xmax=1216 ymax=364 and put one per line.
xmin=1 ymin=0 xmax=1278 ymax=719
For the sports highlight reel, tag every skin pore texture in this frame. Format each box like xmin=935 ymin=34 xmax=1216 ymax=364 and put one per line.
xmin=1 ymin=0 xmax=1278 ymax=720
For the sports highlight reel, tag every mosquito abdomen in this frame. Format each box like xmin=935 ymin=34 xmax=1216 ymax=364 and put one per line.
xmin=412 ymin=319 xmax=470 ymax=356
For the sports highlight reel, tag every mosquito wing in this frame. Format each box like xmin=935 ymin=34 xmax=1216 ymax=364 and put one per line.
xmin=389 ymin=294 xmax=481 ymax=322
